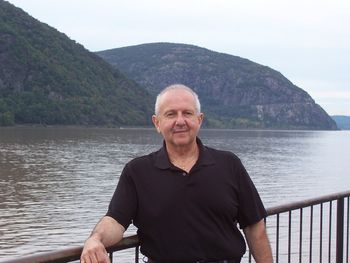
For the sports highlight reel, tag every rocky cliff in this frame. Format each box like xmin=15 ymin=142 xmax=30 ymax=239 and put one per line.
xmin=97 ymin=43 xmax=337 ymax=130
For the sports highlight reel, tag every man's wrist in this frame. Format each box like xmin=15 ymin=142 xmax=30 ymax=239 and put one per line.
xmin=88 ymin=232 xmax=103 ymax=243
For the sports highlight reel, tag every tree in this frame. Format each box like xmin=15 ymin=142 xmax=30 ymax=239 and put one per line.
xmin=0 ymin=111 xmax=15 ymax=126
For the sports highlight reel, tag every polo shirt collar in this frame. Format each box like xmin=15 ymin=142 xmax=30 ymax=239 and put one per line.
xmin=154 ymin=137 xmax=215 ymax=170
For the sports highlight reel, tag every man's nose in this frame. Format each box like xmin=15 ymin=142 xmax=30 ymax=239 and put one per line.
xmin=175 ymin=113 xmax=186 ymax=125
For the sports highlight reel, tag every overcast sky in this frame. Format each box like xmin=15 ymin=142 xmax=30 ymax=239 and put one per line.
xmin=6 ymin=0 xmax=350 ymax=116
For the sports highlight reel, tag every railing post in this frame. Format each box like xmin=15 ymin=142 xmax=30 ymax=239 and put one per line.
xmin=135 ymin=246 xmax=139 ymax=263
xmin=336 ymin=197 xmax=344 ymax=263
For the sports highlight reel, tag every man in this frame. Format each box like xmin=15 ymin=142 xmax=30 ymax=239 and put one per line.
xmin=80 ymin=84 xmax=273 ymax=263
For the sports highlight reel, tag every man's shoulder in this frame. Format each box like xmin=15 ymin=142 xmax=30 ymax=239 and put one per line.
xmin=126 ymin=148 xmax=161 ymax=167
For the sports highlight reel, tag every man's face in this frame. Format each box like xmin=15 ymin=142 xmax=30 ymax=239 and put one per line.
xmin=152 ymin=89 xmax=203 ymax=148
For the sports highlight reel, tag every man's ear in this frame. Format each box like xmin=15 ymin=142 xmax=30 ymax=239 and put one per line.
xmin=198 ymin=113 xmax=204 ymax=126
xmin=152 ymin=115 xmax=161 ymax=133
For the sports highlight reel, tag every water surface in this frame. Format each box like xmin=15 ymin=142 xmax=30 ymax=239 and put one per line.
xmin=0 ymin=127 xmax=349 ymax=261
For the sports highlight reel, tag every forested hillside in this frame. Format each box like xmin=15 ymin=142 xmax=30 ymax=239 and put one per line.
xmin=0 ymin=0 xmax=153 ymax=126
xmin=98 ymin=43 xmax=337 ymax=130
xmin=0 ymin=0 xmax=338 ymax=130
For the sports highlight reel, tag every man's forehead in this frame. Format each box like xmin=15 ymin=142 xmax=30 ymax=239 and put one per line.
xmin=160 ymin=90 xmax=196 ymax=111
xmin=162 ymin=89 xmax=194 ymax=102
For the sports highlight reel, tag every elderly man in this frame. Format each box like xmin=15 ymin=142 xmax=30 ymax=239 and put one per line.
xmin=81 ymin=84 xmax=273 ymax=263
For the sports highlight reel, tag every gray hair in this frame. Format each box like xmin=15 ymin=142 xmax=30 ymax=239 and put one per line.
xmin=154 ymin=84 xmax=201 ymax=115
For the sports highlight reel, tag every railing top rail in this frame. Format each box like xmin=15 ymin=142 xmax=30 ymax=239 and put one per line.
xmin=266 ymin=190 xmax=350 ymax=215
xmin=0 ymin=246 xmax=82 ymax=263
xmin=0 ymin=235 xmax=140 ymax=263
xmin=2 ymin=190 xmax=349 ymax=263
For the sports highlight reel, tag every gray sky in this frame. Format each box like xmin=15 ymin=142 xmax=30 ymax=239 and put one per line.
xmin=7 ymin=0 xmax=350 ymax=116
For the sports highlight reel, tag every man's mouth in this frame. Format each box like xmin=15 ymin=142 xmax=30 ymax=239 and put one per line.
xmin=173 ymin=129 xmax=188 ymax=133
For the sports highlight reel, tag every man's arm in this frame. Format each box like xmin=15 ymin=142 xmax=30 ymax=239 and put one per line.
xmin=80 ymin=216 xmax=125 ymax=263
xmin=243 ymin=219 xmax=273 ymax=263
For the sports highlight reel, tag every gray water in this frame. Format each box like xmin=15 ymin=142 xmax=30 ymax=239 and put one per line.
xmin=0 ymin=127 xmax=349 ymax=261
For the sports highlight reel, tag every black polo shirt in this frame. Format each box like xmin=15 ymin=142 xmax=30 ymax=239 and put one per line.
xmin=106 ymin=138 xmax=267 ymax=262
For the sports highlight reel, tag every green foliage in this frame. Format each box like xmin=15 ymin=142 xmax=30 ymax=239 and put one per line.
xmin=0 ymin=0 xmax=154 ymax=127
xmin=0 ymin=111 xmax=14 ymax=126
xmin=0 ymin=1 xmax=337 ymax=129
xmin=97 ymin=43 xmax=337 ymax=130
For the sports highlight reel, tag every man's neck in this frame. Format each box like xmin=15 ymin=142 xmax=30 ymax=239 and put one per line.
xmin=166 ymin=141 xmax=199 ymax=172
xmin=166 ymin=141 xmax=199 ymax=161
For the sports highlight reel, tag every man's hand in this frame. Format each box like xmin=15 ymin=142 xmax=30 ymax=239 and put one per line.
xmin=80 ymin=235 xmax=110 ymax=263
xmin=80 ymin=216 xmax=125 ymax=263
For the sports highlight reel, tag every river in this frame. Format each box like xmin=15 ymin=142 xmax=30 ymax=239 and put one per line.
xmin=0 ymin=127 xmax=349 ymax=261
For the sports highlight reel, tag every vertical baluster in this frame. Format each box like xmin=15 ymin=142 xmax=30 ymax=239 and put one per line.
xmin=299 ymin=208 xmax=303 ymax=263
xmin=329 ymin=200 xmax=333 ymax=263
xmin=135 ymin=246 xmax=139 ymax=263
xmin=276 ymin=213 xmax=280 ymax=263
xmin=347 ymin=197 xmax=349 ymax=263
xmin=309 ymin=205 xmax=313 ymax=263
xmin=320 ymin=203 xmax=323 ymax=263
xmin=336 ymin=198 xmax=344 ymax=263
xmin=288 ymin=211 xmax=292 ymax=263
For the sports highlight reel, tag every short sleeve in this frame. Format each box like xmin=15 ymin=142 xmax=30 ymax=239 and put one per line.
xmin=235 ymin=159 xmax=267 ymax=229
xmin=106 ymin=163 xmax=138 ymax=230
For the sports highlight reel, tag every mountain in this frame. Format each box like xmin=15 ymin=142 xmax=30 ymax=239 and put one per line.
xmin=97 ymin=43 xmax=337 ymax=130
xmin=332 ymin=115 xmax=350 ymax=130
xmin=0 ymin=0 xmax=153 ymax=126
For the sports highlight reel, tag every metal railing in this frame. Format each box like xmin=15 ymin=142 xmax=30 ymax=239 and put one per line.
xmin=2 ymin=190 xmax=349 ymax=263
xmin=0 ymin=235 xmax=140 ymax=263
xmin=257 ymin=190 xmax=350 ymax=263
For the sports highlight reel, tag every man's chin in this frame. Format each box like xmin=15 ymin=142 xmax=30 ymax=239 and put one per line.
xmin=172 ymin=136 xmax=194 ymax=146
